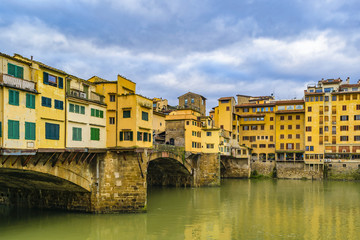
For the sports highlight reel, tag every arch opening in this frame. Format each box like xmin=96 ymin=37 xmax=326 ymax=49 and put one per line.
xmin=147 ymin=158 xmax=192 ymax=187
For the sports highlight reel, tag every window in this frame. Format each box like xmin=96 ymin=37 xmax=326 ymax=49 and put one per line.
xmin=296 ymin=115 xmax=300 ymax=120
xmin=288 ymin=134 xmax=292 ymax=139
xmin=91 ymin=109 xmax=104 ymax=118
xmin=342 ymin=105 xmax=347 ymax=111
xmin=270 ymin=117 xmax=274 ymax=121
xmin=8 ymin=120 xmax=19 ymax=139
xmin=25 ymin=122 xmax=36 ymax=140
xmin=296 ymin=125 xmax=300 ymax=129
xmin=206 ymin=144 xmax=214 ymax=149
xmin=270 ymin=125 xmax=274 ymax=130
xmin=280 ymin=125 xmax=284 ymax=130
xmin=355 ymin=136 xmax=360 ymax=141
xmin=26 ymin=94 xmax=35 ymax=109
xmin=288 ymin=116 xmax=292 ymax=120
xmin=109 ymin=117 xmax=115 ymax=125
xmin=45 ymin=123 xmax=59 ymax=140
xmin=207 ymin=132 xmax=212 ymax=136
xmin=119 ymin=131 xmax=133 ymax=141
xmin=226 ymin=106 xmax=230 ymax=111
xmin=142 ymin=111 xmax=149 ymax=121
xmin=296 ymin=134 xmax=300 ymax=139
xmin=355 ymin=115 xmax=360 ymax=120
xmin=306 ymin=126 xmax=312 ymax=132
xmin=340 ymin=126 xmax=349 ymax=131
xmin=123 ymin=110 xmax=131 ymax=118
xmin=191 ymin=98 xmax=194 ymax=103
xmin=43 ymin=72 xmax=63 ymax=88
xmin=280 ymin=134 xmax=284 ymax=139
xmin=110 ymin=95 xmax=116 ymax=102
xmin=9 ymin=89 xmax=19 ymax=106
xmin=288 ymin=125 xmax=292 ymax=130
xmin=7 ymin=63 xmax=24 ymax=79
xmin=270 ymin=136 xmax=273 ymax=141
xmin=91 ymin=128 xmax=100 ymax=141
xmin=41 ymin=97 xmax=52 ymax=108
xmin=280 ymin=143 xmax=284 ymax=150
xmin=308 ymin=107 xmax=312 ymax=112
xmin=355 ymin=125 xmax=360 ymax=131
xmin=308 ymin=116 xmax=312 ymax=122
xmin=280 ymin=116 xmax=284 ymax=120
xmin=184 ymin=99 xmax=188 ymax=105
xmin=243 ymin=108 xmax=249 ymax=112
xmin=340 ymin=136 xmax=348 ymax=141
xmin=72 ymin=127 xmax=82 ymax=141
xmin=340 ymin=115 xmax=349 ymax=121
xmin=307 ymin=136 xmax=312 ymax=142
xmin=332 ymin=95 xmax=337 ymax=101
xmin=54 ymin=100 xmax=63 ymax=110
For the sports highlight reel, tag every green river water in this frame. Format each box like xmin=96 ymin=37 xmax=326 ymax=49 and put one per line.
xmin=0 ymin=179 xmax=360 ymax=240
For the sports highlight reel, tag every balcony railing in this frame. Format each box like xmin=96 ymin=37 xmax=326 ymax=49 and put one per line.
xmin=0 ymin=74 xmax=36 ymax=92
xmin=68 ymin=89 xmax=105 ymax=104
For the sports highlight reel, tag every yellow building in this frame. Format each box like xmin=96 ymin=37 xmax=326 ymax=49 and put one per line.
xmin=15 ymin=54 xmax=66 ymax=151
xmin=200 ymin=116 xmax=221 ymax=154
xmin=0 ymin=53 xmax=38 ymax=153
xmin=66 ymin=75 xmax=107 ymax=150
xmin=305 ymin=78 xmax=360 ymax=163
xmin=236 ymin=97 xmax=276 ymax=161
xmin=165 ymin=109 xmax=202 ymax=153
xmin=89 ymin=75 xmax=153 ymax=149
xmin=275 ymin=100 xmax=305 ymax=161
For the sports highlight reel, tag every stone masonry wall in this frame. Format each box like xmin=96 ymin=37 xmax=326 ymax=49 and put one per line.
xmin=193 ymin=153 xmax=220 ymax=187
xmin=92 ymin=151 xmax=147 ymax=213
xmin=0 ymin=187 xmax=91 ymax=212
xmin=221 ymin=158 xmax=249 ymax=178
xmin=326 ymin=162 xmax=360 ymax=180
xmin=277 ymin=162 xmax=323 ymax=180
xmin=250 ymin=161 xmax=276 ymax=177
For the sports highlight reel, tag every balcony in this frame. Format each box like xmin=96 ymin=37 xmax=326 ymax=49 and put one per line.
xmin=67 ymin=89 xmax=105 ymax=104
xmin=0 ymin=74 xmax=36 ymax=92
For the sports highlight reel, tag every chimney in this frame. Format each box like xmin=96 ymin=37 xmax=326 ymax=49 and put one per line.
xmin=31 ymin=56 xmax=33 ymax=60
xmin=346 ymin=77 xmax=350 ymax=84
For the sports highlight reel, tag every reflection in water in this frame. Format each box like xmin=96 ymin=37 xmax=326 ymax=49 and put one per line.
xmin=0 ymin=180 xmax=360 ymax=240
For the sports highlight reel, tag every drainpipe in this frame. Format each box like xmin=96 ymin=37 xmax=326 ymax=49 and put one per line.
xmin=64 ymin=76 xmax=68 ymax=151
xmin=116 ymin=81 xmax=118 ymax=147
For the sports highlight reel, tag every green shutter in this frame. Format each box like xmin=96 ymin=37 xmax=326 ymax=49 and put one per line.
xmin=69 ymin=104 xmax=74 ymax=112
xmin=17 ymin=66 xmax=24 ymax=79
xmin=80 ymin=106 xmax=85 ymax=114
xmin=8 ymin=120 xmax=19 ymax=139
xmin=72 ymin=127 xmax=82 ymax=141
xmin=26 ymin=94 xmax=35 ymax=109
xmin=130 ymin=131 xmax=133 ymax=141
xmin=91 ymin=108 xmax=95 ymax=116
xmin=149 ymin=134 xmax=151 ymax=142
xmin=95 ymin=109 xmax=100 ymax=117
xmin=123 ymin=110 xmax=130 ymax=118
xmin=8 ymin=63 xmax=16 ymax=76
xmin=144 ymin=132 xmax=148 ymax=142
xmin=58 ymin=77 xmax=63 ymax=89
xmin=25 ymin=122 xmax=36 ymax=140
xmin=43 ymin=72 xmax=49 ymax=85
xmin=75 ymin=105 xmax=79 ymax=113
xmin=9 ymin=90 xmax=19 ymax=106
xmin=91 ymin=128 xmax=100 ymax=141
xmin=119 ymin=131 xmax=123 ymax=141
xmin=99 ymin=110 xmax=103 ymax=118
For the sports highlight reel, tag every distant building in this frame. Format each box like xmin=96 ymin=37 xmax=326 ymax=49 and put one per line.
xmin=178 ymin=92 xmax=207 ymax=116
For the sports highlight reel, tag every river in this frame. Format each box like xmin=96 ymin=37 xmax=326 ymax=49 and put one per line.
xmin=0 ymin=179 xmax=359 ymax=240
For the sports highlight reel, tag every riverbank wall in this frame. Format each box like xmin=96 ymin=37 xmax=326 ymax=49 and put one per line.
xmin=325 ymin=162 xmax=360 ymax=180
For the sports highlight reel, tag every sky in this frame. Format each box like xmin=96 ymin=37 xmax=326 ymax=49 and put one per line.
xmin=1 ymin=0 xmax=360 ymax=111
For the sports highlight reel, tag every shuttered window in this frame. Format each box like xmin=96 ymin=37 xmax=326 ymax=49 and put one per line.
xmin=120 ymin=131 xmax=133 ymax=141
xmin=25 ymin=122 xmax=36 ymax=140
xmin=8 ymin=120 xmax=19 ymax=139
xmin=26 ymin=93 xmax=35 ymax=109
xmin=45 ymin=123 xmax=59 ymax=140
xmin=8 ymin=63 xmax=24 ymax=79
xmin=123 ymin=110 xmax=131 ymax=118
xmin=90 ymin=128 xmax=100 ymax=141
xmin=58 ymin=77 xmax=63 ymax=89
xmin=41 ymin=97 xmax=52 ymax=108
xmin=69 ymin=103 xmax=75 ymax=112
xmin=142 ymin=111 xmax=148 ymax=121
xmin=54 ymin=100 xmax=64 ymax=110
xmin=72 ymin=127 xmax=82 ymax=141
xmin=91 ymin=108 xmax=104 ymax=118
xmin=9 ymin=90 xmax=19 ymax=106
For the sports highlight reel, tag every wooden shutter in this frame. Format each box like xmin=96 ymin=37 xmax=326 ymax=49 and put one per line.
xmin=8 ymin=63 xmax=16 ymax=76
xmin=17 ymin=66 xmax=24 ymax=79
xmin=119 ymin=131 xmax=123 ymax=141
xmin=130 ymin=131 xmax=133 ymax=141
xmin=43 ymin=72 xmax=49 ymax=85
xmin=58 ymin=77 xmax=63 ymax=89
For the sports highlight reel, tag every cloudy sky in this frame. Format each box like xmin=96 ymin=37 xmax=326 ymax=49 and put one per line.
xmin=1 ymin=0 xmax=360 ymax=110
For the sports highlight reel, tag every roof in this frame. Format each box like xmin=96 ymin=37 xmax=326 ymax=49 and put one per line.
xmin=275 ymin=99 xmax=304 ymax=105
xmin=0 ymin=52 xmax=31 ymax=65
xmin=319 ymin=78 xmax=342 ymax=84
xmin=340 ymin=83 xmax=360 ymax=88
xmin=88 ymin=76 xmax=116 ymax=84
xmin=275 ymin=110 xmax=305 ymax=114
xmin=177 ymin=92 xmax=207 ymax=100
xmin=218 ymin=96 xmax=235 ymax=101
xmin=14 ymin=54 xmax=67 ymax=75
xmin=235 ymin=102 xmax=275 ymax=108
xmin=68 ymin=74 xmax=96 ymax=86
xmin=236 ymin=94 xmax=251 ymax=97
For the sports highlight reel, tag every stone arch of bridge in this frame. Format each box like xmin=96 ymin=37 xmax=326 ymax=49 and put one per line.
xmin=0 ymin=153 xmax=95 ymax=192
xmin=147 ymin=151 xmax=193 ymax=187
